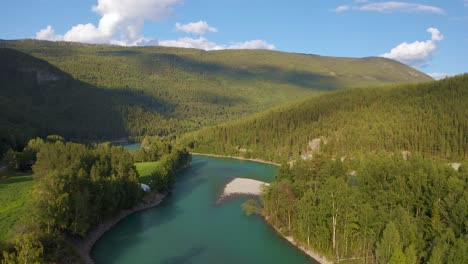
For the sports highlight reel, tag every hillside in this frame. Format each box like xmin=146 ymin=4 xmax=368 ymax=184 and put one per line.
xmin=0 ymin=40 xmax=431 ymax=157
xmin=0 ymin=48 xmax=176 ymax=157
xmin=185 ymin=75 xmax=468 ymax=162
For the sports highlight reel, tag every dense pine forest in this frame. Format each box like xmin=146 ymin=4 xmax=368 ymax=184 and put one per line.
xmin=258 ymin=153 xmax=467 ymax=263
xmin=0 ymin=40 xmax=431 ymax=160
xmin=186 ymin=75 xmax=467 ymax=162
xmin=0 ymin=136 xmax=190 ymax=263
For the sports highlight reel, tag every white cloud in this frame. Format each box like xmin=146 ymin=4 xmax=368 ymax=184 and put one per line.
xmin=427 ymin=27 xmax=443 ymax=41
xmin=333 ymin=5 xmax=350 ymax=13
xmin=227 ymin=40 xmax=276 ymax=50
xmin=36 ymin=0 xmax=182 ymax=45
xmin=427 ymin=73 xmax=454 ymax=80
xmin=35 ymin=0 xmax=274 ymax=49
xmin=158 ymin=37 xmax=275 ymax=50
xmin=159 ymin=37 xmax=224 ymax=50
xmin=35 ymin=25 xmax=63 ymax=41
xmin=92 ymin=0 xmax=180 ymax=21
xmin=358 ymin=2 xmax=444 ymax=14
xmin=175 ymin=21 xmax=217 ymax=35
xmin=381 ymin=28 xmax=443 ymax=66
xmin=333 ymin=1 xmax=444 ymax=14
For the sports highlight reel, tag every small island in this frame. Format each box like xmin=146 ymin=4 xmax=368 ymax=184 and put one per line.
xmin=220 ymin=178 xmax=269 ymax=200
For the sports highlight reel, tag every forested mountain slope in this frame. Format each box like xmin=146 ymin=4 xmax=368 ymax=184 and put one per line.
xmin=186 ymin=75 xmax=467 ymax=162
xmin=0 ymin=48 xmax=180 ymax=156
xmin=0 ymin=39 xmax=431 ymax=157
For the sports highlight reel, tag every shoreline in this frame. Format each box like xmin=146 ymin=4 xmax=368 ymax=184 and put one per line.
xmin=265 ymin=217 xmax=333 ymax=264
xmin=71 ymin=192 xmax=167 ymax=264
xmin=191 ymin=152 xmax=280 ymax=166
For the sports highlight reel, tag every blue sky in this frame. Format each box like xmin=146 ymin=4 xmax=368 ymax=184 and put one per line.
xmin=1 ymin=0 xmax=467 ymax=77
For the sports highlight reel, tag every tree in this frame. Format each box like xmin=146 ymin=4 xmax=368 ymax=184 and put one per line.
xmin=447 ymin=237 xmax=468 ymax=264
xmin=389 ymin=247 xmax=406 ymax=264
xmin=376 ymin=222 xmax=402 ymax=264
xmin=404 ymin=244 xmax=418 ymax=264
xmin=320 ymin=177 xmax=349 ymax=259
xmin=1 ymin=232 xmax=44 ymax=264
xmin=242 ymin=199 xmax=260 ymax=216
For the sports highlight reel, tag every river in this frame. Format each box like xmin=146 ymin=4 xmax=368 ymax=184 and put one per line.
xmin=92 ymin=154 xmax=317 ymax=263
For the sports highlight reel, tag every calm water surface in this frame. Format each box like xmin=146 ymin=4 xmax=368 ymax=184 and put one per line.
xmin=92 ymin=155 xmax=316 ymax=264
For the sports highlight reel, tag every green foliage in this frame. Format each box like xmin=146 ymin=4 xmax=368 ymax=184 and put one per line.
xmin=133 ymin=136 xmax=191 ymax=191
xmin=0 ymin=40 xmax=432 ymax=158
xmin=447 ymin=236 xmax=468 ymax=264
xmin=389 ymin=247 xmax=406 ymax=264
xmin=31 ymin=140 xmax=142 ymax=236
xmin=260 ymin=153 xmax=468 ymax=263
xmin=377 ymin=222 xmax=402 ymax=264
xmin=186 ymin=75 xmax=467 ymax=162
xmin=148 ymin=148 xmax=191 ymax=192
xmin=242 ymin=199 xmax=260 ymax=216
xmin=133 ymin=136 xmax=172 ymax=162
xmin=1 ymin=232 xmax=44 ymax=264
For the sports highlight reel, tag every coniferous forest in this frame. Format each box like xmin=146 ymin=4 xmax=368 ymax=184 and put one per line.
xmin=186 ymin=74 xmax=467 ymax=162
xmin=260 ymin=153 xmax=467 ymax=263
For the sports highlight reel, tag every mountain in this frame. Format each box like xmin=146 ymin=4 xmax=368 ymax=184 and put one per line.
xmin=0 ymin=39 xmax=432 ymax=156
xmin=185 ymin=75 xmax=467 ymax=162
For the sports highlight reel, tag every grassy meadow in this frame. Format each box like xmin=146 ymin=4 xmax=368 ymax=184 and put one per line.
xmin=0 ymin=173 xmax=34 ymax=243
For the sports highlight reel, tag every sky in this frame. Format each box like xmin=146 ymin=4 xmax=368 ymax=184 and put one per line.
xmin=1 ymin=0 xmax=467 ymax=78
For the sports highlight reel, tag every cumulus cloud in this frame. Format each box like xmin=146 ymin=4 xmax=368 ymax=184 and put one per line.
xmin=427 ymin=73 xmax=454 ymax=80
xmin=175 ymin=21 xmax=217 ymax=35
xmin=35 ymin=0 xmax=275 ymax=50
xmin=333 ymin=1 xmax=444 ymax=14
xmin=381 ymin=28 xmax=443 ymax=66
xmin=159 ymin=37 xmax=224 ymax=50
xmin=36 ymin=0 xmax=182 ymax=45
xmin=35 ymin=25 xmax=63 ymax=41
xmin=228 ymin=40 xmax=276 ymax=50
xmin=159 ymin=37 xmax=275 ymax=50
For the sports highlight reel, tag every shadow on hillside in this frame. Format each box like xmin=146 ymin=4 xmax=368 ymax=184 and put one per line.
xmin=97 ymin=50 xmax=141 ymax=57
xmin=0 ymin=48 xmax=182 ymax=146
xmin=141 ymin=53 xmax=340 ymax=91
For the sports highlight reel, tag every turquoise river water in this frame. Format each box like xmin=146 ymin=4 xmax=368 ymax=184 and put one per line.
xmin=92 ymin=155 xmax=317 ymax=264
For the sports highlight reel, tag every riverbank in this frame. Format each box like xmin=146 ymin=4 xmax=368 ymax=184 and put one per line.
xmin=191 ymin=152 xmax=280 ymax=166
xmin=72 ymin=192 xmax=166 ymax=264
xmin=266 ymin=217 xmax=333 ymax=264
